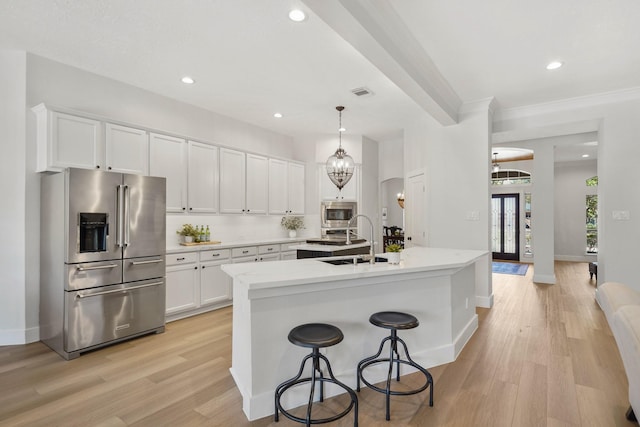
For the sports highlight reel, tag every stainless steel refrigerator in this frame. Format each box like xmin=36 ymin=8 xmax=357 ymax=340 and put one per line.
xmin=40 ymin=168 xmax=166 ymax=359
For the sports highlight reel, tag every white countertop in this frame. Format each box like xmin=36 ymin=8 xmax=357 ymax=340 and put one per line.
xmin=222 ymin=246 xmax=487 ymax=295
xmin=166 ymin=237 xmax=306 ymax=254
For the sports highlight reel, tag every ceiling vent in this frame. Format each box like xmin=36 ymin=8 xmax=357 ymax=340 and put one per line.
xmin=351 ymin=87 xmax=374 ymax=97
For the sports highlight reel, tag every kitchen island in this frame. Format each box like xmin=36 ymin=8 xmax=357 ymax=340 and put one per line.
xmin=222 ymin=246 xmax=488 ymax=421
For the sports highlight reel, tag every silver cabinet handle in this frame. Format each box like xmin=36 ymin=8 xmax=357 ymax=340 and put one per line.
xmin=130 ymin=259 xmax=163 ymax=266
xmin=242 ymin=250 xmax=249 ymax=254
xmin=76 ymin=263 xmax=118 ymax=272
xmin=76 ymin=281 xmax=163 ymax=298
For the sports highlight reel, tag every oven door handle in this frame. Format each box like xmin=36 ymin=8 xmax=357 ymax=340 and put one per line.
xmin=76 ymin=281 xmax=164 ymax=299
xmin=130 ymin=259 xmax=163 ymax=266
xmin=76 ymin=263 xmax=119 ymax=272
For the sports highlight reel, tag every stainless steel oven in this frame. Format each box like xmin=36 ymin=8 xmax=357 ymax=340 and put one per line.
xmin=321 ymin=201 xmax=357 ymax=229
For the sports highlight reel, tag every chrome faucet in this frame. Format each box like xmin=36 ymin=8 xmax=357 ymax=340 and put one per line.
xmin=346 ymin=214 xmax=375 ymax=264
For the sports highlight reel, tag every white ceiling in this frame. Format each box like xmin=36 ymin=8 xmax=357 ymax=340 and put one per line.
xmin=1 ymin=0 xmax=639 ymax=147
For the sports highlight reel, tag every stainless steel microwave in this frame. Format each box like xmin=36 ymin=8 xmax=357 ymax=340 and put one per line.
xmin=321 ymin=201 xmax=357 ymax=228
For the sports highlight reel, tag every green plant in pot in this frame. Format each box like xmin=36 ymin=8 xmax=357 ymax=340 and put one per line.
xmin=385 ymin=243 xmax=402 ymax=264
xmin=177 ymin=224 xmax=200 ymax=243
xmin=281 ymin=216 xmax=304 ymax=237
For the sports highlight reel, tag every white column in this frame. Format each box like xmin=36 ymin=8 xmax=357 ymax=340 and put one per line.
xmin=531 ymin=144 xmax=556 ymax=284
xmin=0 ymin=50 xmax=28 ymax=344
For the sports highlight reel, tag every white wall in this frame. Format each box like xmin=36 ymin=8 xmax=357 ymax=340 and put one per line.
xmin=0 ymin=51 xmax=30 ymax=344
xmin=554 ymin=160 xmax=598 ymax=261
xmin=494 ymin=91 xmax=640 ymax=290
xmin=404 ymin=99 xmax=494 ymax=307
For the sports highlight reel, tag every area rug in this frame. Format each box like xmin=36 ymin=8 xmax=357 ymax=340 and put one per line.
xmin=492 ymin=262 xmax=529 ymax=276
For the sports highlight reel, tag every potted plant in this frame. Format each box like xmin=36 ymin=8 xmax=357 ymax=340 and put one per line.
xmin=385 ymin=243 xmax=402 ymax=264
xmin=176 ymin=224 xmax=199 ymax=243
xmin=281 ymin=216 xmax=305 ymax=238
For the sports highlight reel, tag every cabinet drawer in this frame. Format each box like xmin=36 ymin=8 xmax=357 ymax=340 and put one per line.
xmin=166 ymin=252 xmax=198 ymax=266
xmin=281 ymin=243 xmax=300 ymax=252
xmin=258 ymin=244 xmax=279 ymax=255
xmin=232 ymin=246 xmax=257 ymax=258
xmin=200 ymin=249 xmax=230 ymax=261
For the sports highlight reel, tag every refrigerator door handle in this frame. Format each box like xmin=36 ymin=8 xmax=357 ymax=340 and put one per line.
xmin=75 ymin=281 xmax=164 ymax=299
xmin=116 ymin=184 xmax=125 ymax=248
xmin=76 ymin=263 xmax=118 ymax=272
xmin=130 ymin=259 xmax=163 ymax=266
xmin=123 ymin=185 xmax=130 ymax=247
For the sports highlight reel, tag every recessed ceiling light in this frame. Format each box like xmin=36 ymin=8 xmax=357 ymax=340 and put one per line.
xmin=288 ymin=9 xmax=306 ymax=22
xmin=582 ymin=154 xmax=590 ymax=158
xmin=181 ymin=76 xmax=195 ymax=84
xmin=273 ymin=113 xmax=283 ymax=118
xmin=546 ymin=61 xmax=563 ymax=70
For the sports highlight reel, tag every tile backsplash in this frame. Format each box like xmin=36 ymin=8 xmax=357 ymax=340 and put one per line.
xmin=166 ymin=214 xmax=318 ymax=245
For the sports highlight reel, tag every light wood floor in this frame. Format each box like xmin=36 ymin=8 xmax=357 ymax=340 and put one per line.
xmin=0 ymin=261 xmax=635 ymax=426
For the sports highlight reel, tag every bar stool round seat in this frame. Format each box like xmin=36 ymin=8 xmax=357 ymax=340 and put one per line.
xmin=357 ymin=311 xmax=433 ymax=421
xmin=275 ymin=323 xmax=358 ymax=426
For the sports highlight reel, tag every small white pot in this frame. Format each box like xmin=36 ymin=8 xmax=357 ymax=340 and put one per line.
xmin=184 ymin=235 xmax=194 ymax=243
xmin=386 ymin=252 xmax=401 ymax=264
xmin=289 ymin=230 xmax=297 ymax=238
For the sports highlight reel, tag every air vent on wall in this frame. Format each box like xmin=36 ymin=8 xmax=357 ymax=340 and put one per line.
xmin=351 ymin=87 xmax=374 ymax=97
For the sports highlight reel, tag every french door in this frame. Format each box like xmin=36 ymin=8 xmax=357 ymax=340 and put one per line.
xmin=492 ymin=194 xmax=519 ymax=260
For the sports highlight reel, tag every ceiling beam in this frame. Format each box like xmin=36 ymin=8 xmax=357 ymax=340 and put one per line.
xmin=303 ymin=0 xmax=461 ymax=126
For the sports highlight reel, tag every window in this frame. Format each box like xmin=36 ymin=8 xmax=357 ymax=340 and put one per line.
xmin=586 ymin=176 xmax=598 ymax=254
xmin=491 ymin=170 xmax=531 ymax=186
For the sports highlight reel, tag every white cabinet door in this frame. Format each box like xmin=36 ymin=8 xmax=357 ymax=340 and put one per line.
xmin=246 ymin=153 xmax=268 ymax=214
xmin=258 ymin=253 xmax=280 ymax=262
xmin=149 ymin=133 xmax=187 ymax=213
xmin=165 ymin=263 xmax=199 ymax=315
xmin=219 ymin=148 xmax=246 ymax=213
xmin=288 ymin=162 xmax=305 ymax=214
xmin=34 ymin=105 xmax=102 ymax=172
xmin=280 ymin=251 xmax=297 ymax=260
xmin=105 ymin=123 xmax=148 ymax=175
xmin=188 ymin=141 xmax=218 ymax=213
xmin=268 ymin=159 xmax=288 ymax=214
xmin=269 ymin=160 xmax=305 ymax=215
xmin=319 ymin=164 xmax=358 ymax=201
xmin=200 ymin=260 xmax=232 ymax=305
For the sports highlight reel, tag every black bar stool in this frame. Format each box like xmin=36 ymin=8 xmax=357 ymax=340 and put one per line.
xmin=275 ymin=323 xmax=358 ymax=426
xmin=356 ymin=311 xmax=433 ymax=421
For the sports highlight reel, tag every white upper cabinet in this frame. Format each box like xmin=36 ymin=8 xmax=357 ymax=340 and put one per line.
xmin=187 ymin=141 xmax=218 ymax=213
xmin=149 ymin=133 xmax=187 ymax=213
xmin=319 ymin=164 xmax=358 ymax=201
xmin=219 ymin=148 xmax=246 ymax=214
xmin=269 ymin=159 xmax=305 ymax=215
xmin=268 ymin=159 xmax=288 ymax=214
xmin=287 ymin=162 xmax=305 ymax=214
xmin=104 ymin=123 xmax=149 ymax=175
xmin=33 ymin=105 xmax=102 ymax=172
xmin=245 ymin=153 xmax=268 ymax=214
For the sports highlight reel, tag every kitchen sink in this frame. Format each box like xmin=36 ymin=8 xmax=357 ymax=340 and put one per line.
xmin=321 ymin=256 xmax=388 ymax=265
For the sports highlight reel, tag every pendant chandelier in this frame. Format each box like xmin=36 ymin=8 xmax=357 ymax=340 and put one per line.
xmin=326 ymin=106 xmax=355 ymax=192
xmin=492 ymin=152 xmax=500 ymax=173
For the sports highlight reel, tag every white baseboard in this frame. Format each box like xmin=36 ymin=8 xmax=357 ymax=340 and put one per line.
xmin=476 ymin=294 xmax=494 ymax=308
xmin=533 ymin=273 xmax=556 ymax=284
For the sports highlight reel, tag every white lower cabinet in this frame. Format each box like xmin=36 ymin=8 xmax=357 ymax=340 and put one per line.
xmin=165 ymin=252 xmax=199 ymax=315
xmin=199 ymin=249 xmax=231 ymax=306
xmin=165 ymin=250 xmax=231 ymax=320
xmin=166 ymin=241 xmax=303 ymax=320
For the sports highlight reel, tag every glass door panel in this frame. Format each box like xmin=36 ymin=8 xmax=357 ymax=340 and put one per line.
xmin=492 ymin=194 xmax=520 ymax=261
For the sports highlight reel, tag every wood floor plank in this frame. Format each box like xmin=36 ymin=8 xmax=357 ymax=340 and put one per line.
xmin=0 ymin=261 xmax=634 ymax=426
